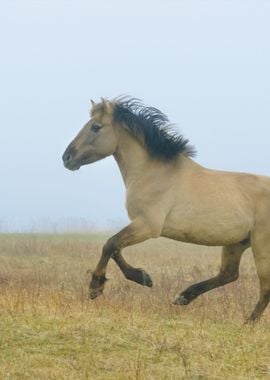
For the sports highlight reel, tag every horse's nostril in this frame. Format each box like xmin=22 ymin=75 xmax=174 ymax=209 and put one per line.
xmin=63 ymin=152 xmax=72 ymax=164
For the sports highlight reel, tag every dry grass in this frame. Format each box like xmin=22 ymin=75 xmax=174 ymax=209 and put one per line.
xmin=0 ymin=234 xmax=269 ymax=379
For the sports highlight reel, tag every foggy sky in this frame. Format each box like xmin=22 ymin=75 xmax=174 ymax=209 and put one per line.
xmin=1 ymin=0 xmax=270 ymax=231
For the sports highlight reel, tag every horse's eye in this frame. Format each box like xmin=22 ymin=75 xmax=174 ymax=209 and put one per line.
xmin=91 ymin=124 xmax=102 ymax=133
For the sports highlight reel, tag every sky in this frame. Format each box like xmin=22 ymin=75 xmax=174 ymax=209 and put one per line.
xmin=0 ymin=0 xmax=270 ymax=232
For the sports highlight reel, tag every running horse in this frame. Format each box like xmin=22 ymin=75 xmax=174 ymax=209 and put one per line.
xmin=62 ymin=97 xmax=270 ymax=322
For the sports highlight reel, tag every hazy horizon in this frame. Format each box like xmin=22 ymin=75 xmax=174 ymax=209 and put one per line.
xmin=1 ymin=1 xmax=270 ymax=232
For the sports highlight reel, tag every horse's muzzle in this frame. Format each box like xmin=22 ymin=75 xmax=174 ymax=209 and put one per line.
xmin=62 ymin=147 xmax=80 ymax=170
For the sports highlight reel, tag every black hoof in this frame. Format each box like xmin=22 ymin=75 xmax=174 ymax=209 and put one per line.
xmin=244 ymin=316 xmax=259 ymax=325
xmin=172 ymin=295 xmax=190 ymax=306
xmin=89 ymin=274 xmax=107 ymax=300
xmin=89 ymin=288 xmax=103 ymax=300
xmin=141 ymin=270 xmax=153 ymax=287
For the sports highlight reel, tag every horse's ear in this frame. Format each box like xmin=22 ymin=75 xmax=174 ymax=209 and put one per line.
xmin=90 ymin=99 xmax=96 ymax=107
xmin=100 ymin=97 xmax=113 ymax=114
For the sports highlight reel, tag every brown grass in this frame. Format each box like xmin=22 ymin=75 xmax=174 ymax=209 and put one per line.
xmin=0 ymin=234 xmax=269 ymax=379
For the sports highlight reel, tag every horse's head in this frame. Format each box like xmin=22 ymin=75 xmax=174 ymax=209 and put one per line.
xmin=62 ymin=98 xmax=117 ymax=171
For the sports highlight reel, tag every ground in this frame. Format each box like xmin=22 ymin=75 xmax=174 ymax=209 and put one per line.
xmin=0 ymin=234 xmax=269 ymax=379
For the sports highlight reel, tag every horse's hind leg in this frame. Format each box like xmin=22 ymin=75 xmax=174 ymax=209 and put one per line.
xmin=173 ymin=242 xmax=249 ymax=306
xmin=246 ymin=229 xmax=270 ymax=322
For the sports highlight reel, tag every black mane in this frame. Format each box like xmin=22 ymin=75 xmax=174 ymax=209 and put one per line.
xmin=113 ymin=97 xmax=196 ymax=161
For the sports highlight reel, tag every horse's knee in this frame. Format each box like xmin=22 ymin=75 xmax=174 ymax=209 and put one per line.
xmin=103 ymin=237 xmax=119 ymax=256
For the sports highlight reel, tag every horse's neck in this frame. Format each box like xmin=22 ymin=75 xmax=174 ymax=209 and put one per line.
xmin=113 ymin=132 xmax=151 ymax=187
xmin=113 ymin=130 xmax=203 ymax=188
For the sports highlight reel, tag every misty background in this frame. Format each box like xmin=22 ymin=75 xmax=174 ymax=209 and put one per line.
xmin=0 ymin=0 xmax=270 ymax=232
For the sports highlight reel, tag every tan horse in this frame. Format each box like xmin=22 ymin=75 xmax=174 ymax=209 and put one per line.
xmin=63 ymin=97 xmax=270 ymax=322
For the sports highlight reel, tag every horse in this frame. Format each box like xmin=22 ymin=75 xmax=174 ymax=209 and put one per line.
xmin=62 ymin=96 xmax=270 ymax=322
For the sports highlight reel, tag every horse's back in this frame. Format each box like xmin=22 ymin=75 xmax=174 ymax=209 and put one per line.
xmin=162 ymin=159 xmax=270 ymax=246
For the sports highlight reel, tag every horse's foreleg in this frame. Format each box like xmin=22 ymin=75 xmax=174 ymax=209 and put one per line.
xmin=111 ymin=252 xmax=153 ymax=287
xmin=89 ymin=218 xmax=157 ymax=299
xmin=173 ymin=242 xmax=248 ymax=306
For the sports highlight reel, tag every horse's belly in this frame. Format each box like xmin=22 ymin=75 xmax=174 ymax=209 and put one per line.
xmin=162 ymin=208 xmax=253 ymax=246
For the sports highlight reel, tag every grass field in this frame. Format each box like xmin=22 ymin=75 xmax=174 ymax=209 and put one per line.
xmin=0 ymin=234 xmax=269 ymax=379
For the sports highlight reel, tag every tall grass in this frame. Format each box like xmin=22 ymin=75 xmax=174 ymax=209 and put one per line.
xmin=0 ymin=234 xmax=269 ymax=379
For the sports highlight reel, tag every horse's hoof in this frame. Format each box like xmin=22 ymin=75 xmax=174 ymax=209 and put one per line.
xmin=141 ymin=271 xmax=153 ymax=287
xmin=89 ymin=289 xmax=103 ymax=300
xmin=172 ymin=295 xmax=189 ymax=305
